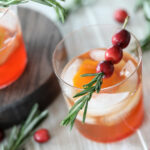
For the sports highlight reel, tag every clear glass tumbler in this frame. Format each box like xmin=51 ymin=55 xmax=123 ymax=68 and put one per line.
xmin=0 ymin=8 xmax=27 ymax=88
xmin=52 ymin=25 xmax=143 ymax=143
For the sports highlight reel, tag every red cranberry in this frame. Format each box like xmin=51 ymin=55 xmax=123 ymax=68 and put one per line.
xmin=114 ymin=9 xmax=128 ymax=23
xmin=112 ymin=29 xmax=131 ymax=49
xmin=105 ymin=46 xmax=123 ymax=64
xmin=96 ymin=61 xmax=114 ymax=78
xmin=0 ymin=129 xmax=4 ymax=142
xmin=34 ymin=128 xmax=50 ymax=143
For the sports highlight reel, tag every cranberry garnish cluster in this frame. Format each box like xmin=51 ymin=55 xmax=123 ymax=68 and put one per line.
xmin=61 ymin=17 xmax=131 ymax=130
xmin=96 ymin=17 xmax=131 ymax=78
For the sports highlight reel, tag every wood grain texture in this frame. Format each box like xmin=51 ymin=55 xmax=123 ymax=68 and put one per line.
xmin=0 ymin=7 xmax=62 ymax=129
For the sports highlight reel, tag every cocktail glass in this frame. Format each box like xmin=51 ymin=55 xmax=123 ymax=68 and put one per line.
xmin=52 ymin=25 xmax=143 ymax=143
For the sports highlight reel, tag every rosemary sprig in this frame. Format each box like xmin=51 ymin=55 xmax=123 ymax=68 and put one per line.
xmin=135 ymin=0 xmax=150 ymax=51
xmin=0 ymin=0 xmax=66 ymax=23
xmin=1 ymin=103 xmax=48 ymax=150
xmin=61 ymin=72 xmax=104 ymax=130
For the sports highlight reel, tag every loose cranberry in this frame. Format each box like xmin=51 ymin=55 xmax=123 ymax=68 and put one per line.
xmin=114 ymin=9 xmax=128 ymax=23
xmin=96 ymin=61 xmax=114 ymax=78
xmin=112 ymin=29 xmax=131 ymax=49
xmin=0 ymin=129 xmax=4 ymax=142
xmin=34 ymin=128 xmax=50 ymax=143
xmin=105 ymin=46 xmax=123 ymax=64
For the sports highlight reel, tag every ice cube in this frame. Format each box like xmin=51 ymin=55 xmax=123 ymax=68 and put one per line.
xmin=61 ymin=58 xmax=82 ymax=85
xmin=120 ymin=60 xmax=136 ymax=77
xmin=118 ymin=60 xmax=138 ymax=92
xmin=0 ymin=36 xmax=18 ymax=65
xmin=90 ymin=49 xmax=105 ymax=61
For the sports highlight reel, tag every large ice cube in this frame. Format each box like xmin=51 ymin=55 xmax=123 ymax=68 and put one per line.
xmin=101 ymin=85 xmax=142 ymax=126
xmin=76 ymin=85 xmax=142 ymax=125
xmin=86 ymin=92 xmax=129 ymax=116
xmin=61 ymin=58 xmax=82 ymax=97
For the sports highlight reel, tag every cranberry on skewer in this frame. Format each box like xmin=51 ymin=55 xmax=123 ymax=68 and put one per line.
xmin=105 ymin=46 xmax=123 ymax=64
xmin=96 ymin=61 xmax=114 ymax=78
xmin=114 ymin=9 xmax=128 ymax=23
xmin=112 ymin=29 xmax=131 ymax=49
xmin=112 ymin=16 xmax=131 ymax=49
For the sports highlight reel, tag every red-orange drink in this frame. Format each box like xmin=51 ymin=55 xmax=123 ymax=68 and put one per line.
xmin=61 ymin=48 xmax=143 ymax=143
xmin=0 ymin=9 xmax=27 ymax=88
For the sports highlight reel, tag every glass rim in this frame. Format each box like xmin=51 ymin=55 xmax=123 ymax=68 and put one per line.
xmin=52 ymin=24 xmax=142 ymax=91
xmin=0 ymin=8 xmax=9 ymax=19
xmin=0 ymin=7 xmax=18 ymax=52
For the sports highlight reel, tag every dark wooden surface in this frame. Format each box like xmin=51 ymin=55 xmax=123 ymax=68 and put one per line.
xmin=0 ymin=7 xmax=62 ymax=129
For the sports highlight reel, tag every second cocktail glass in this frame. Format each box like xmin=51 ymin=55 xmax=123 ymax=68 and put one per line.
xmin=0 ymin=8 xmax=27 ymax=88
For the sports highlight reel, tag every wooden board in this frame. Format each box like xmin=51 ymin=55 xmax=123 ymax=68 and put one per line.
xmin=0 ymin=7 xmax=62 ymax=129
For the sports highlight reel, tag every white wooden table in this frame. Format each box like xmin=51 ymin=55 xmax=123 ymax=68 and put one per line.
xmin=22 ymin=0 xmax=150 ymax=149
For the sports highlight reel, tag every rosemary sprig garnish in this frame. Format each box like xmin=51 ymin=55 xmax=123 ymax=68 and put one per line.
xmin=0 ymin=0 xmax=66 ymax=23
xmin=61 ymin=72 xmax=104 ymax=130
xmin=1 ymin=103 xmax=48 ymax=150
